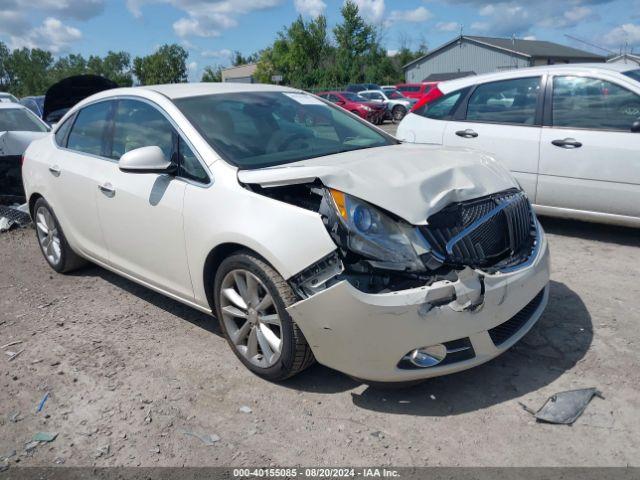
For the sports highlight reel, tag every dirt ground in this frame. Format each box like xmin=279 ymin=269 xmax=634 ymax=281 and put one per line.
xmin=1 ymin=142 xmax=639 ymax=468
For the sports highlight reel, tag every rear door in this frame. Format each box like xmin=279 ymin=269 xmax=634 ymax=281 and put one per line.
xmin=442 ymin=76 xmax=544 ymax=201
xmin=537 ymin=74 xmax=640 ymax=219
xmin=47 ymin=101 xmax=115 ymax=263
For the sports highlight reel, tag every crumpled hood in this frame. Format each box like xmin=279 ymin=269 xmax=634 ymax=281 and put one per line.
xmin=0 ymin=131 xmax=48 ymax=156
xmin=237 ymin=143 xmax=518 ymax=225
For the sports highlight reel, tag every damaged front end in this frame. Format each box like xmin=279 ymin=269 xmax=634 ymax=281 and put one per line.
xmin=238 ymin=148 xmax=549 ymax=382
xmin=261 ymin=182 xmax=540 ymax=309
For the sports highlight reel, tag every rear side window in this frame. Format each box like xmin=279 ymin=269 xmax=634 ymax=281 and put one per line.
xmin=419 ymin=89 xmax=468 ymax=120
xmin=111 ymin=99 xmax=174 ymax=160
xmin=552 ymin=76 xmax=640 ymax=131
xmin=466 ymin=77 xmax=540 ymax=125
xmin=54 ymin=114 xmax=75 ymax=147
xmin=399 ymin=85 xmax=420 ymax=93
xmin=67 ymin=101 xmax=112 ymax=156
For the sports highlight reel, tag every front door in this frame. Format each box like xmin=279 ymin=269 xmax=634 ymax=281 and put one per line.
xmin=95 ymin=98 xmax=193 ymax=300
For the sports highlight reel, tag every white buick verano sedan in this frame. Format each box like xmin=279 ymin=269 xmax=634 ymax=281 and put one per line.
xmin=23 ymin=84 xmax=550 ymax=383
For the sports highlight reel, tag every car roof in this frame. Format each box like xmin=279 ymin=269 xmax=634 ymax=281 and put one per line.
xmin=142 ymin=82 xmax=301 ymax=99
xmin=0 ymin=101 xmax=28 ymax=110
xmin=439 ymin=63 xmax=640 ymax=92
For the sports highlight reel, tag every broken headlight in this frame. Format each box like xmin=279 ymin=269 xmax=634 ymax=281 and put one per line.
xmin=325 ymin=189 xmax=425 ymax=271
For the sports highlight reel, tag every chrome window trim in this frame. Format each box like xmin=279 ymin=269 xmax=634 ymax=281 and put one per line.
xmin=52 ymin=95 xmax=214 ymax=188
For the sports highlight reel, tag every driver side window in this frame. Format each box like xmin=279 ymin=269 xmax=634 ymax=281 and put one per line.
xmin=110 ymin=99 xmax=174 ymax=160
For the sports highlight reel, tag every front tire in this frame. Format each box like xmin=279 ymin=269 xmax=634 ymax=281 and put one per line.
xmin=214 ymin=251 xmax=314 ymax=381
xmin=33 ymin=198 xmax=86 ymax=273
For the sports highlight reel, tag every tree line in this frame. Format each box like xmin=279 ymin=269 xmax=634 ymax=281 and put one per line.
xmin=0 ymin=0 xmax=425 ymax=98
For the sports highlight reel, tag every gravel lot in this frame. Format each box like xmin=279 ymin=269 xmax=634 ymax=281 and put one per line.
xmin=1 ymin=124 xmax=639 ymax=467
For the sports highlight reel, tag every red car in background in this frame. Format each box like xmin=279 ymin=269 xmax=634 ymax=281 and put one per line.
xmin=395 ymin=82 xmax=439 ymax=100
xmin=317 ymin=91 xmax=386 ymax=124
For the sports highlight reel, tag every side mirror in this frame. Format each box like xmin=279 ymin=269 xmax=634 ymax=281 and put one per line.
xmin=631 ymin=120 xmax=640 ymax=133
xmin=336 ymin=100 xmax=345 ymax=106
xmin=119 ymin=146 xmax=175 ymax=174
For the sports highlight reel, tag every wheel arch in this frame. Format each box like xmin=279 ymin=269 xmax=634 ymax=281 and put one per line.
xmin=28 ymin=192 xmax=44 ymax=218
xmin=203 ymin=242 xmax=262 ymax=311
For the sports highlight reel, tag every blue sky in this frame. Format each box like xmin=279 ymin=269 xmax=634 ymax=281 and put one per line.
xmin=0 ymin=0 xmax=638 ymax=80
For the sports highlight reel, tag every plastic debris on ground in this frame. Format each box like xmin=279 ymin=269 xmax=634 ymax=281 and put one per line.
xmin=32 ymin=432 xmax=58 ymax=442
xmin=520 ymin=388 xmax=604 ymax=425
xmin=36 ymin=392 xmax=49 ymax=413
xmin=239 ymin=405 xmax=252 ymax=414
xmin=0 ymin=204 xmax=31 ymax=233
xmin=182 ymin=430 xmax=220 ymax=446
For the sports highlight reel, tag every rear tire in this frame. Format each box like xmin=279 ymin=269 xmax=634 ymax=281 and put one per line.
xmin=392 ymin=105 xmax=407 ymax=123
xmin=33 ymin=198 xmax=86 ymax=273
xmin=214 ymin=251 xmax=315 ymax=381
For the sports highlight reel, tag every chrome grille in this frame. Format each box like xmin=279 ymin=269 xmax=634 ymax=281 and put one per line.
xmin=420 ymin=189 xmax=535 ymax=269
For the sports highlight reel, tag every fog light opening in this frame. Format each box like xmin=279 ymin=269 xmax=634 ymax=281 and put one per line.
xmin=406 ymin=345 xmax=447 ymax=368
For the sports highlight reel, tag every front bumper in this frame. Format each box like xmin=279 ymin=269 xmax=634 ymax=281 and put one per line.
xmin=287 ymin=226 xmax=550 ymax=382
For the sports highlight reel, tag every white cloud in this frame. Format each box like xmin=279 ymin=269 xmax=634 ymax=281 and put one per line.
xmin=388 ymin=6 xmax=432 ymax=23
xmin=436 ymin=21 xmax=460 ymax=32
xmin=294 ymin=0 xmax=326 ymax=17
xmin=9 ymin=17 xmax=82 ymax=53
xmin=128 ymin=0 xmax=283 ymax=38
xmin=603 ymin=23 xmax=640 ymax=47
xmin=352 ymin=0 xmax=385 ymax=23
xmin=201 ymin=48 xmax=233 ymax=58
xmin=386 ymin=48 xmax=398 ymax=56
xmin=0 ymin=0 xmax=103 ymax=21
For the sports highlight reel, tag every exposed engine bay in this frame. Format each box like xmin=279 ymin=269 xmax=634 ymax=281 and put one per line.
xmin=248 ymin=181 xmax=539 ymax=299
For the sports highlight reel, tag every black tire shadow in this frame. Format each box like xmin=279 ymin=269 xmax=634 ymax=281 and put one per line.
xmin=71 ymin=265 xmax=222 ymax=337
xmin=349 ymin=280 xmax=592 ymax=415
xmin=539 ymin=216 xmax=640 ymax=247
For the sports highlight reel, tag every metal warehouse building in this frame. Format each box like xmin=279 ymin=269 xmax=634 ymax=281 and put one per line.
xmin=404 ymin=35 xmax=605 ymax=83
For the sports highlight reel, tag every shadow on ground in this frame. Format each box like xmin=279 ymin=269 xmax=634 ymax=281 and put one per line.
xmin=539 ymin=216 xmax=640 ymax=247
xmin=72 ymin=266 xmax=222 ymax=337
xmin=74 ymin=250 xmax=593 ymax=413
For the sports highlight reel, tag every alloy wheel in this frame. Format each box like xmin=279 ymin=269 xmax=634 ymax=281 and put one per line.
xmin=219 ymin=269 xmax=283 ymax=368
xmin=35 ymin=206 xmax=61 ymax=266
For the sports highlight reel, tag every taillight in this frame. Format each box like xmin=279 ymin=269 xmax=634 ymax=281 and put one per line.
xmin=411 ymin=87 xmax=444 ymax=113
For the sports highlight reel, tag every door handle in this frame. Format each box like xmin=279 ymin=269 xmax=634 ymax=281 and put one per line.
xmin=552 ymin=138 xmax=582 ymax=149
xmin=48 ymin=165 xmax=61 ymax=176
xmin=455 ymin=129 xmax=478 ymax=138
xmin=98 ymin=182 xmax=116 ymax=196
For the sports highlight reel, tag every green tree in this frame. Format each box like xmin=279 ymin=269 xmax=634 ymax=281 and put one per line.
xmin=201 ymin=65 xmax=223 ymax=82
xmin=133 ymin=44 xmax=188 ymax=85
xmin=332 ymin=0 xmax=378 ymax=85
xmin=0 ymin=42 xmax=10 ymax=90
xmin=231 ymin=50 xmax=259 ymax=66
xmin=51 ymin=53 xmax=88 ymax=83
xmin=88 ymin=51 xmax=133 ymax=86
xmin=255 ymin=15 xmax=334 ymax=88
xmin=5 ymin=47 xmax=54 ymax=96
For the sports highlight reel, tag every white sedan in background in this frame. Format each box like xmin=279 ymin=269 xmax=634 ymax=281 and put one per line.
xmin=22 ymin=83 xmax=549 ymax=383
xmin=359 ymin=88 xmax=416 ymax=122
xmin=398 ymin=63 xmax=640 ymax=228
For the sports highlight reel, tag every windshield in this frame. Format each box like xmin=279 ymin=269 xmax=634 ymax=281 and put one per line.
xmin=623 ymin=69 xmax=640 ymax=83
xmin=383 ymin=89 xmax=406 ymax=99
xmin=174 ymin=92 xmax=396 ymax=169
xmin=341 ymin=92 xmax=367 ymax=102
xmin=0 ymin=108 xmax=48 ymax=132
